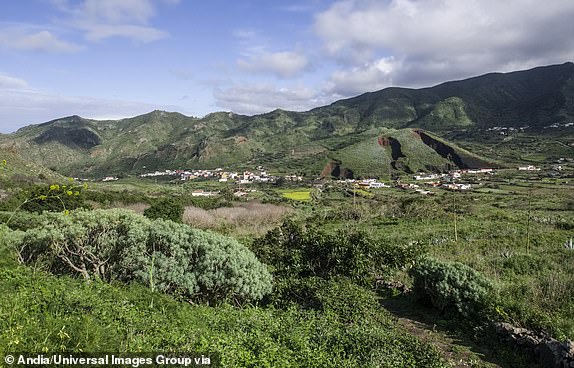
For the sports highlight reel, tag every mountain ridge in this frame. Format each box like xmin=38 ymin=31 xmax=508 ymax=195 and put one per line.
xmin=1 ymin=62 xmax=573 ymax=178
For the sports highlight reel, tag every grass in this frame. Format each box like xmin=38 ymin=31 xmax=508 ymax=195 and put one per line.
xmin=354 ymin=188 xmax=374 ymax=198
xmin=280 ymin=189 xmax=311 ymax=201
xmin=307 ymin=175 xmax=574 ymax=340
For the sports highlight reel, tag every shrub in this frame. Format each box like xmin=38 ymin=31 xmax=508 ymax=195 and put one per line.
xmin=20 ymin=183 xmax=88 ymax=213
xmin=252 ymin=220 xmax=423 ymax=283
xmin=10 ymin=209 xmax=272 ymax=304
xmin=0 ymin=211 xmax=44 ymax=231
xmin=501 ymin=254 xmax=551 ymax=276
xmin=410 ymin=257 xmax=494 ymax=319
xmin=16 ymin=209 xmax=149 ymax=281
xmin=0 ymin=224 xmax=23 ymax=261
xmin=144 ymin=197 xmax=184 ymax=223
xmin=125 ymin=218 xmax=273 ymax=304
xmin=183 ymin=195 xmax=232 ymax=210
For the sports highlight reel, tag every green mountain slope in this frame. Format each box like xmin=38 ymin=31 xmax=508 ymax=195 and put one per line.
xmin=1 ymin=62 xmax=572 ymax=178
xmin=322 ymin=62 xmax=574 ymax=130
xmin=0 ymin=146 xmax=64 ymax=185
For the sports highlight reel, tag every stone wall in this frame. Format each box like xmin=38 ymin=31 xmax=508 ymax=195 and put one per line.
xmin=495 ymin=322 xmax=574 ymax=368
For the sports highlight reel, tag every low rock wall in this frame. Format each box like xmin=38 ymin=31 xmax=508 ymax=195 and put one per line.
xmin=495 ymin=322 xmax=574 ymax=368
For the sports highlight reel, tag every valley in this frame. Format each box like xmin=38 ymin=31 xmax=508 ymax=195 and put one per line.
xmin=1 ymin=63 xmax=574 ymax=367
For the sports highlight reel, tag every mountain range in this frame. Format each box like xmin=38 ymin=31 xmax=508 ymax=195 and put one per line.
xmin=1 ymin=62 xmax=573 ymax=179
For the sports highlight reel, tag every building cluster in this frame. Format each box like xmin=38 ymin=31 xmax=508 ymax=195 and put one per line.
xmin=343 ymin=178 xmax=390 ymax=189
xmin=544 ymin=122 xmax=574 ymax=129
xmin=138 ymin=167 xmax=304 ymax=184
xmin=409 ymin=168 xmax=497 ymax=191
xmin=140 ymin=167 xmax=282 ymax=184
xmin=486 ymin=126 xmax=529 ymax=135
xmin=413 ymin=168 xmax=494 ymax=182
xmin=517 ymin=165 xmax=541 ymax=171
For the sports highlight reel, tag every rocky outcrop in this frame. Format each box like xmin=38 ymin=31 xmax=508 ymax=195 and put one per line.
xmin=320 ymin=161 xmax=354 ymax=179
xmin=495 ymin=322 xmax=574 ymax=368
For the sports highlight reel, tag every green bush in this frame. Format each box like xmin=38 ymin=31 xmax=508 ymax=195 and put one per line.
xmin=410 ymin=257 xmax=494 ymax=319
xmin=252 ymin=220 xmax=423 ymax=283
xmin=144 ymin=197 xmax=184 ymax=223
xmin=0 ymin=224 xmax=23 ymax=265
xmin=272 ymin=277 xmax=385 ymax=323
xmin=125 ymin=218 xmax=273 ymax=304
xmin=10 ymin=209 xmax=272 ymax=304
xmin=0 ymin=184 xmax=88 ymax=214
xmin=501 ymin=254 xmax=551 ymax=276
xmin=0 ymin=211 xmax=44 ymax=231
xmin=182 ymin=195 xmax=233 ymax=210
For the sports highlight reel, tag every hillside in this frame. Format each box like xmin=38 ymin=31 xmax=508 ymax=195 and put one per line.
xmin=320 ymin=62 xmax=574 ymax=130
xmin=1 ymin=63 xmax=573 ymax=178
xmin=0 ymin=146 xmax=64 ymax=185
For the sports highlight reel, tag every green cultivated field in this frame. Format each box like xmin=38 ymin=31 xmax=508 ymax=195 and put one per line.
xmin=280 ymin=189 xmax=311 ymax=201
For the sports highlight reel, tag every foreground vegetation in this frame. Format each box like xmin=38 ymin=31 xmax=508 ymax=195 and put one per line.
xmin=0 ymin=259 xmax=443 ymax=367
xmin=0 ymin=184 xmax=447 ymax=367
xmin=1 ymin=168 xmax=572 ymax=366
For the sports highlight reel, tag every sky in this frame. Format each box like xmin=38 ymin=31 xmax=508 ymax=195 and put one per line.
xmin=1 ymin=0 xmax=574 ymax=133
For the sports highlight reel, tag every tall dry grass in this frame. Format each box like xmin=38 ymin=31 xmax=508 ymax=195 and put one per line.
xmin=108 ymin=201 xmax=149 ymax=215
xmin=184 ymin=201 xmax=292 ymax=236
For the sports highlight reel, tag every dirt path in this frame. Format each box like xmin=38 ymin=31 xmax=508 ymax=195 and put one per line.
xmin=381 ymin=296 xmax=538 ymax=368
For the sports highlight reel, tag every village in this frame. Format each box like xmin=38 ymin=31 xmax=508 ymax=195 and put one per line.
xmin=90 ymin=161 xmax=574 ymax=199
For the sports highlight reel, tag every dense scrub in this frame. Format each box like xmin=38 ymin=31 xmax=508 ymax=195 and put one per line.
xmin=251 ymin=219 xmax=422 ymax=283
xmin=0 ymin=222 xmax=446 ymax=367
xmin=143 ymin=197 xmax=184 ymax=222
xmin=7 ymin=209 xmax=272 ymax=304
xmin=410 ymin=257 xmax=494 ymax=319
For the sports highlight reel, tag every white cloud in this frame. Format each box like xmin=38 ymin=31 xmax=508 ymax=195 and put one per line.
xmin=324 ymin=57 xmax=400 ymax=96
xmin=79 ymin=0 xmax=155 ymax=24
xmin=0 ymin=74 xmax=29 ymax=89
xmin=315 ymin=0 xmax=574 ymax=89
xmin=233 ymin=28 xmax=311 ymax=78
xmin=82 ymin=24 xmax=167 ymax=42
xmin=238 ymin=51 xmax=310 ymax=78
xmin=214 ymin=83 xmax=325 ymax=115
xmin=0 ymin=26 xmax=82 ymax=53
xmin=54 ymin=0 xmax=171 ymax=43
